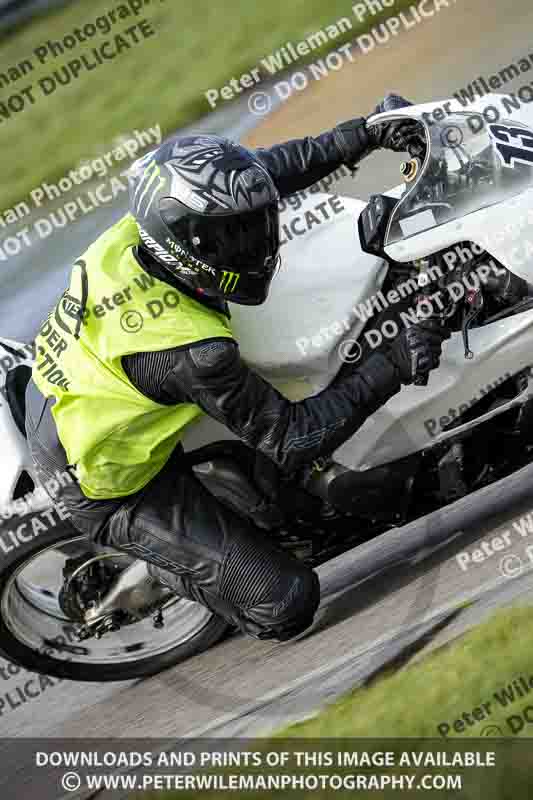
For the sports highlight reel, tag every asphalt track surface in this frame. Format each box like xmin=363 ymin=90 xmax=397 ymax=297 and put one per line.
xmin=2 ymin=0 xmax=533 ymax=752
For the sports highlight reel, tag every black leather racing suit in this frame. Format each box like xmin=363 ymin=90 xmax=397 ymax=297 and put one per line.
xmin=26 ymin=124 xmax=402 ymax=642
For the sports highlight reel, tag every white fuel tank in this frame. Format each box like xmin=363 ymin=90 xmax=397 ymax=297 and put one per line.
xmin=231 ymin=192 xmax=387 ymax=395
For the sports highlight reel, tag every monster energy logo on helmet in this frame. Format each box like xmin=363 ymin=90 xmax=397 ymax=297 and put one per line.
xmin=219 ymin=271 xmax=240 ymax=293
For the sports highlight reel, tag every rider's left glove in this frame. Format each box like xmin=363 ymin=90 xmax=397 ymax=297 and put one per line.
xmin=366 ymin=93 xmax=426 ymax=157
xmin=332 ymin=93 xmax=424 ymax=167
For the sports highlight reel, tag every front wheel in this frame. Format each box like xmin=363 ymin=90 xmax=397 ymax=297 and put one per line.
xmin=0 ymin=521 xmax=229 ymax=681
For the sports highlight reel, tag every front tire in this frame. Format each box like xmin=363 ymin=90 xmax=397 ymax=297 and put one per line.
xmin=0 ymin=521 xmax=229 ymax=681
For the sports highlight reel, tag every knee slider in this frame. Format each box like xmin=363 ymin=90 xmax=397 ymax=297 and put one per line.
xmin=272 ymin=567 xmax=320 ymax=623
xmin=254 ymin=567 xmax=320 ymax=641
xmin=272 ymin=569 xmax=320 ymax=641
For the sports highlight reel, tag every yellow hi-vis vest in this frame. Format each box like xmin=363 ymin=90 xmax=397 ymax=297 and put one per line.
xmin=32 ymin=214 xmax=234 ymax=499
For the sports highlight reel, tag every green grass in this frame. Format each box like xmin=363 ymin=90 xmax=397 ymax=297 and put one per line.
xmin=277 ymin=605 xmax=533 ymax=739
xmin=146 ymin=607 xmax=533 ymax=799
xmin=0 ymin=0 xmax=411 ymax=214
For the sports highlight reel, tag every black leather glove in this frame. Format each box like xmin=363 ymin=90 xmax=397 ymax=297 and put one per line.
xmin=332 ymin=117 xmax=373 ymax=167
xmin=387 ymin=320 xmax=449 ymax=386
xmin=367 ymin=93 xmax=426 ymax=157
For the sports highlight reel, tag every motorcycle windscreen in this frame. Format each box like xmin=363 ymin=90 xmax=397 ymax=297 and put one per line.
xmin=384 ymin=113 xmax=533 ymax=247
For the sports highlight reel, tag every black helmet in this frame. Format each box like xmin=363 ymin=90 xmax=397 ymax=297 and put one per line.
xmin=128 ymin=134 xmax=281 ymax=305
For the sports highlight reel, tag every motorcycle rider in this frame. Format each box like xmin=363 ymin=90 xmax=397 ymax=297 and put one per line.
xmin=25 ymin=96 xmax=448 ymax=642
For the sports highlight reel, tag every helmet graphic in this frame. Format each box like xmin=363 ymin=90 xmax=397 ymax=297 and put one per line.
xmin=128 ymin=135 xmax=281 ymax=305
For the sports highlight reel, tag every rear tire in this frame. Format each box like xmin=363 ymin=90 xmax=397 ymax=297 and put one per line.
xmin=0 ymin=522 xmax=230 ymax=681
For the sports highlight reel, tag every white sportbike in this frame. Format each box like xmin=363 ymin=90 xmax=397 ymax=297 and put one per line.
xmin=2 ymin=94 xmax=533 ymax=681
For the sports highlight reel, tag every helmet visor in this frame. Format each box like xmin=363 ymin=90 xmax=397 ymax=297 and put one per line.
xmin=161 ymin=200 xmax=280 ymax=273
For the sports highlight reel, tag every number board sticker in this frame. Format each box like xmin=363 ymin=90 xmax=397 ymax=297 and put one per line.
xmin=489 ymin=123 xmax=533 ymax=168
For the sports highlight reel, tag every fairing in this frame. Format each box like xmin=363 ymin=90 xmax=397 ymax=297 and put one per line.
xmin=181 ymin=140 xmax=533 ymax=470
xmin=367 ymin=94 xmax=533 ymax=285
xmin=385 ymin=113 xmax=533 ymax=246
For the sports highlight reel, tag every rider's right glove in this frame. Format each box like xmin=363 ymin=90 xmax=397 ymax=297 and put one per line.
xmin=386 ymin=320 xmax=449 ymax=386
